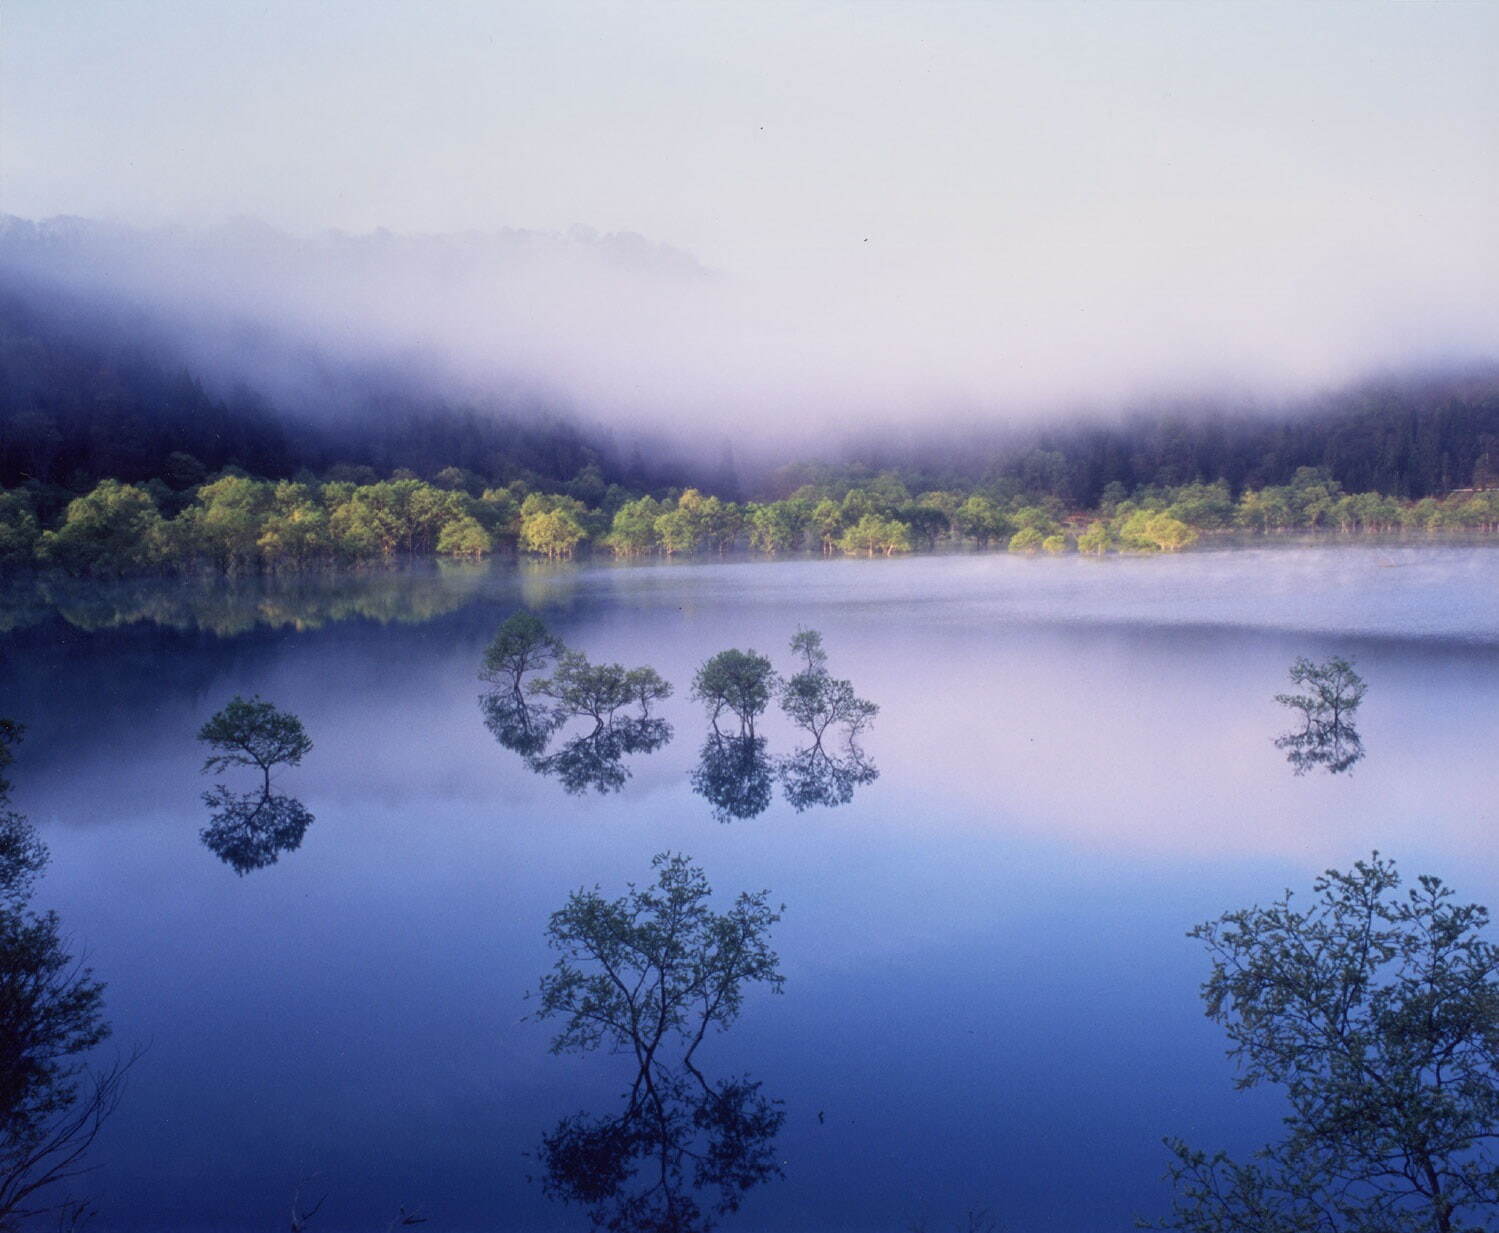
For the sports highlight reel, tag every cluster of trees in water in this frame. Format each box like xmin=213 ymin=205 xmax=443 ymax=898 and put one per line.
xmin=479 ymin=616 xmax=879 ymax=815
xmin=6 ymin=461 xmax=1499 ymax=579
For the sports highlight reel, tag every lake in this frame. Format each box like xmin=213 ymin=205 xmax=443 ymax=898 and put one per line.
xmin=3 ymin=544 xmax=1497 ymax=1233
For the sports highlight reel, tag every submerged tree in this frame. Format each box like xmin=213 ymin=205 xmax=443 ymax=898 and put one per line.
xmin=533 ymin=854 xmax=786 ymax=1232
xmin=778 ymin=629 xmax=878 ymax=748
xmin=197 ymin=697 xmax=315 ymax=874
xmin=1274 ymin=656 xmax=1367 ymax=775
xmin=690 ymin=650 xmax=776 ymax=736
xmin=479 ymin=611 xmax=567 ymax=696
xmin=1154 ymin=855 xmax=1499 ymax=1233
xmin=529 ymin=654 xmax=673 ymax=725
xmin=197 ymin=695 xmax=313 ymax=796
xmin=495 ymin=648 xmax=676 ymax=796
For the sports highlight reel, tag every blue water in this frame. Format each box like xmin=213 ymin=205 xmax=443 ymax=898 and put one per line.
xmin=3 ymin=544 xmax=1497 ymax=1232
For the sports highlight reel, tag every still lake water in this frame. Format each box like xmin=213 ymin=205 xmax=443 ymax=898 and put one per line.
xmin=3 ymin=545 xmax=1498 ymax=1232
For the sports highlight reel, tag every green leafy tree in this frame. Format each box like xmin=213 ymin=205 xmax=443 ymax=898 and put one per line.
xmin=197 ymin=696 xmax=313 ymax=797
xmin=954 ymin=495 xmax=1008 ymax=548
xmin=1077 ymin=521 xmax=1113 ymax=555
xmin=530 ymin=653 xmax=673 ymax=725
xmin=1007 ymin=526 xmax=1046 ymax=554
xmin=520 ymin=495 xmax=589 ymax=560
xmin=605 ymin=496 xmax=664 ymax=558
xmin=533 ymin=853 xmax=785 ymax=1231
xmin=0 ymin=493 xmax=39 ymax=571
xmin=778 ymin=629 xmax=878 ymax=747
xmin=35 ymin=481 xmax=164 ymax=576
xmin=1155 ymin=855 xmax=1499 ymax=1233
xmin=480 ymin=612 xmax=567 ymax=695
xmin=435 ymin=514 xmax=492 ymax=559
xmin=691 ymin=650 xmax=776 ymax=735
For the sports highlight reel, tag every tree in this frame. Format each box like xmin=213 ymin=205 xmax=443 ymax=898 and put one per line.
xmin=1275 ymin=656 xmax=1367 ymax=775
xmin=35 ymin=481 xmax=164 ymax=577
xmin=1155 ymin=855 xmax=1499 ymax=1233
xmin=480 ymin=612 xmax=567 ymax=695
xmin=691 ymin=650 xmax=776 ymax=735
xmin=435 ymin=513 xmax=492 ymax=559
xmin=778 ymin=629 xmax=878 ymax=747
xmin=533 ymin=853 xmax=785 ymax=1232
xmin=0 ymin=725 xmax=127 ymax=1228
xmin=529 ymin=653 xmax=673 ymax=725
xmin=197 ymin=696 xmax=313 ymax=797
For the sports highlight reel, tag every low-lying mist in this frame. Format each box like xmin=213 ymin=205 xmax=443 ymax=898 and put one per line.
xmin=2 ymin=211 xmax=1497 ymax=483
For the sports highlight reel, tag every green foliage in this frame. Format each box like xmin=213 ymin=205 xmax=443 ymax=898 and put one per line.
xmin=35 ymin=480 xmax=164 ymax=576
xmin=435 ymin=513 xmax=492 ymax=558
xmin=837 ymin=514 xmax=911 ymax=557
xmin=604 ymin=496 xmax=664 ymax=557
xmin=197 ymin=696 xmax=313 ymax=791
xmin=536 ymin=852 xmax=784 ymax=1058
xmin=778 ymin=628 xmax=878 ymax=746
xmin=1154 ymin=855 xmax=1499 ymax=1233
xmin=953 ymin=495 xmax=1009 ymax=547
xmin=520 ymin=493 xmax=589 ymax=560
xmin=1077 ymin=521 xmax=1113 ymax=555
xmin=534 ymin=854 xmax=785 ymax=1230
xmin=479 ymin=612 xmax=566 ymax=694
xmin=529 ymin=653 xmax=673 ymax=725
xmin=1007 ymin=526 xmax=1047 ymax=554
xmin=691 ymin=649 xmax=776 ymax=734
xmin=0 ymin=492 xmax=39 ymax=569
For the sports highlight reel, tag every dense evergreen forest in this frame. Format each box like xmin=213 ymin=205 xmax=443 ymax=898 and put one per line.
xmin=3 ymin=274 xmax=1499 ymax=577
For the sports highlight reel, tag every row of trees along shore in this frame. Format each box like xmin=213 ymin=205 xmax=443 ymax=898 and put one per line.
xmin=4 ymin=461 xmax=1499 ymax=578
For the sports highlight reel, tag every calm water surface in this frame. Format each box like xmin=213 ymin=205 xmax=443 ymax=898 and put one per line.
xmin=3 ymin=545 xmax=1497 ymax=1232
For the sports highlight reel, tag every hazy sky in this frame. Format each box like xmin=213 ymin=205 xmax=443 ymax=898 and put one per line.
xmin=3 ymin=1 xmax=1497 ymax=425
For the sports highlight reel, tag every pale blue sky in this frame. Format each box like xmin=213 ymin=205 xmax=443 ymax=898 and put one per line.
xmin=2 ymin=1 xmax=1496 ymax=422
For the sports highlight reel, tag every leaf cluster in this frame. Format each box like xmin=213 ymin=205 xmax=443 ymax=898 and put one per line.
xmin=1154 ymin=854 xmax=1499 ymax=1232
xmin=690 ymin=650 xmax=776 ymax=735
xmin=197 ymin=696 xmax=313 ymax=781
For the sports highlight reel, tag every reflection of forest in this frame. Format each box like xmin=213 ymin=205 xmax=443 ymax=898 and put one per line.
xmin=0 ymin=565 xmax=488 ymax=636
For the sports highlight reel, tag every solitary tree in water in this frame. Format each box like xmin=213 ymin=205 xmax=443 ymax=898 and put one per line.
xmin=197 ymin=698 xmax=315 ymax=874
xmin=480 ymin=612 xmax=566 ymax=696
xmin=1155 ymin=854 xmax=1499 ymax=1233
xmin=533 ymin=853 xmax=785 ymax=1231
xmin=198 ymin=696 xmax=313 ymax=796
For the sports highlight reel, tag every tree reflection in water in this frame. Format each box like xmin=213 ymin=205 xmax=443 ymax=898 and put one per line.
xmin=533 ymin=717 xmax=673 ymax=796
xmin=1274 ymin=656 xmax=1367 ymax=775
xmin=534 ymin=854 xmax=785 ymax=1232
xmin=777 ymin=742 xmax=878 ymax=812
xmin=690 ymin=733 xmax=774 ymax=823
xmin=199 ymin=787 xmax=314 ymax=875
